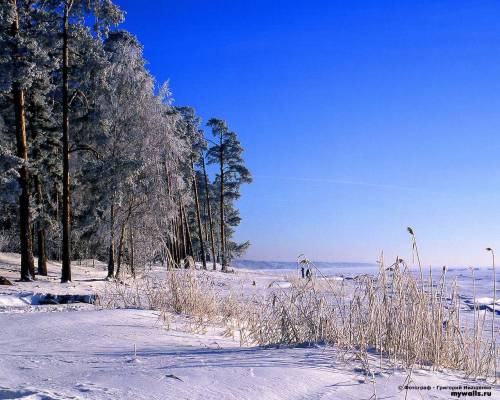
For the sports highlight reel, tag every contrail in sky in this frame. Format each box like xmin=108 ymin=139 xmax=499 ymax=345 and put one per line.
xmin=256 ymin=175 xmax=417 ymax=192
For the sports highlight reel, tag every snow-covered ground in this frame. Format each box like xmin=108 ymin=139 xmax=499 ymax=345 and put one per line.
xmin=0 ymin=253 xmax=498 ymax=399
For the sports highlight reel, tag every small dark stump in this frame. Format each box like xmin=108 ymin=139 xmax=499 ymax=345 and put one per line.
xmin=0 ymin=276 xmax=13 ymax=285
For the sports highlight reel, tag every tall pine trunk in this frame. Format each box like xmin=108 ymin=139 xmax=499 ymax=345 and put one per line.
xmin=171 ymin=223 xmax=178 ymax=265
xmin=128 ymin=227 xmax=135 ymax=277
xmin=11 ymin=0 xmax=35 ymax=281
xmin=61 ymin=1 xmax=72 ymax=282
xmin=116 ymin=223 xmax=125 ymax=278
xmin=204 ymin=219 xmax=210 ymax=260
xmin=165 ymin=167 xmax=180 ymax=266
xmin=201 ymin=155 xmax=217 ymax=270
xmin=191 ymin=160 xmax=206 ymax=269
xmin=178 ymin=205 xmax=187 ymax=259
xmin=203 ymin=208 xmax=209 ymax=246
xmin=181 ymin=203 xmax=193 ymax=257
xmin=174 ymin=215 xmax=182 ymax=263
xmin=34 ymin=174 xmax=47 ymax=275
xmin=107 ymin=201 xmax=115 ymax=278
xmin=31 ymin=109 xmax=47 ymax=276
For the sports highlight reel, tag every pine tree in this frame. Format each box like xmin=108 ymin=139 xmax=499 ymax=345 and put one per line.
xmin=207 ymin=119 xmax=251 ymax=270
xmin=199 ymin=153 xmax=217 ymax=270
xmin=176 ymin=107 xmax=208 ymax=269
xmin=10 ymin=0 xmax=36 ymax=280
xmin=45 ymin=0 xmax=124 ymax=282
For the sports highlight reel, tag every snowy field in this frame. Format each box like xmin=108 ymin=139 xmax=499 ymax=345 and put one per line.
xmin=0 ymin=253 xmax=499 ymax=399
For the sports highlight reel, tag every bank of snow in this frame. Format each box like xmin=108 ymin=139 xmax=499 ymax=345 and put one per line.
xmin=1 ymin=308 xmax=492 ymax=400
xmin=0 ymin=253 xmax=498 ymax=399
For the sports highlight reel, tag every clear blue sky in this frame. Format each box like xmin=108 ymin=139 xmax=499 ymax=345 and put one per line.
xmin=115 ymin=0 xmax=500 ymax=266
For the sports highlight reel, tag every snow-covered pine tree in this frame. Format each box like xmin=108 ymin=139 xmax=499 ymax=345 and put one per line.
xmin=176 ymin=106 xmax=208 ymax=269
xmin=0 ymin=0 xmax=35 ymax=280
xmin=24 ymin=4 xmax=61 ymax=275
xmin=44 ymin=0 xmax=124 ymax=282
xmin=0 ymin=0 xmax=60 ymax=280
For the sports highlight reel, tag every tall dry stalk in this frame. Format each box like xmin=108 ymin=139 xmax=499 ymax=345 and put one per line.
xmin=486 ymin=248 xmax=497 ymax=383
xmin=407 ymin=227 xmax=423 ymax=289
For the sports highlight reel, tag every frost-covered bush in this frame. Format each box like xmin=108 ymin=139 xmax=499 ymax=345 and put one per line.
xmin=0 ymin=231 xmax=10 ymax=252
xmin=0 ymin=228 xmax=18 ymax=253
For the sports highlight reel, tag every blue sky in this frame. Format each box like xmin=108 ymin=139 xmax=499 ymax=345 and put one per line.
xmin=115 ymin=0 xmax=500 ymax=266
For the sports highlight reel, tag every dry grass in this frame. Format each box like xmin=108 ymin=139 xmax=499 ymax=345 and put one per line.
xmin=99 ymin=267 xmax=220 ymax=333
xmin=226 ymin=257 xmax=497 ymax=381
xmin=98 ymin=246 xmax=498 ymax=382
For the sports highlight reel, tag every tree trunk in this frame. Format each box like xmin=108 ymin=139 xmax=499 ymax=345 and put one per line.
xmin=50 ymin=182 xmax=59 ymax=261
xmin=204 ymin=214 xmax=209 ymax=248
xmin=107 ymin=244 xmax=114 ymax=278
xmin=53 ymin=182 xmax=59 ymax=224
xmin=107 ymin=202 xmax=115 ymax=278
xmin=34 ymin=175 xmax=47 ymax=275
xmin=201 ymin=154 xmax=217 ymax=270
xmin=167 ymin=237 xmax=174 ymax=267
xmin=11 ymin=0 xmax=35 ymax=281
xmin=174 ymin=216 xmax=182 ymax=264
xmin=116 ymin=223 xmax=125 ymax=278
xmin=164 ymin=168 xmax=179 ymax=267
xmin=204 ymin=220 xmax=210 ymax=261
xmin=37 ymin=227 xmax=47 ymax=275
xmin=129 ymin=226 xmax=135 ymax=277
xmin=61 ymin=1 xmax=72 ymax=282
xmin=179 ymin=207 xmax=187 ymax=261
xmin=170 ymin=226 xmax=177 ymax=265
xmin=31 ymin=105 xmax=47 ymax=276
xmin=191 ymin=160 xmax=206 ymax=269
xmin=219 ymin=144 xmax=226 ymax=271
xmin=181 ymin=203 xmax=193 ymax=257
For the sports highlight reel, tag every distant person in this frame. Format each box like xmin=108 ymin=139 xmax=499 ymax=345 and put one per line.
xmin=301 ymin=266 xmax=305 ymax=278
xmin=306 ymin=268 xmax=312 ymax=279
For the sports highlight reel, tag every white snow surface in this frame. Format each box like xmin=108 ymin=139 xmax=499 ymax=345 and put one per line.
xmin=1 ymin=253 xmax=498 ymax=399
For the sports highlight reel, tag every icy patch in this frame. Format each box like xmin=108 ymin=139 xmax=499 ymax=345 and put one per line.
xmin=0 ymin=387 xmax=79 ymax=400
xmin=29 ymin=294 xmax=98 ymax=305
xmin=485 ymin=304 xmax=500 ymax=314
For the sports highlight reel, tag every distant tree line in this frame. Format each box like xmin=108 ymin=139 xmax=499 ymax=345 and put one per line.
xmin=0 ymin=0 xmax=252 ymax=281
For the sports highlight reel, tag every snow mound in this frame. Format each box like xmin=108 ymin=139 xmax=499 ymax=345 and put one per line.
xmin=475 ymin=297 xmax=494 ymax=305
xmin=0 ymin=295 xmax=30 ymax=307
xmin=0 ymin=293 xmax=97 ymax=308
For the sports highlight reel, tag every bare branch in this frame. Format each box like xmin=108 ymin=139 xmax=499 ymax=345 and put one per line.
xmin=68 ymin=144 xmax=101 ymax=158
